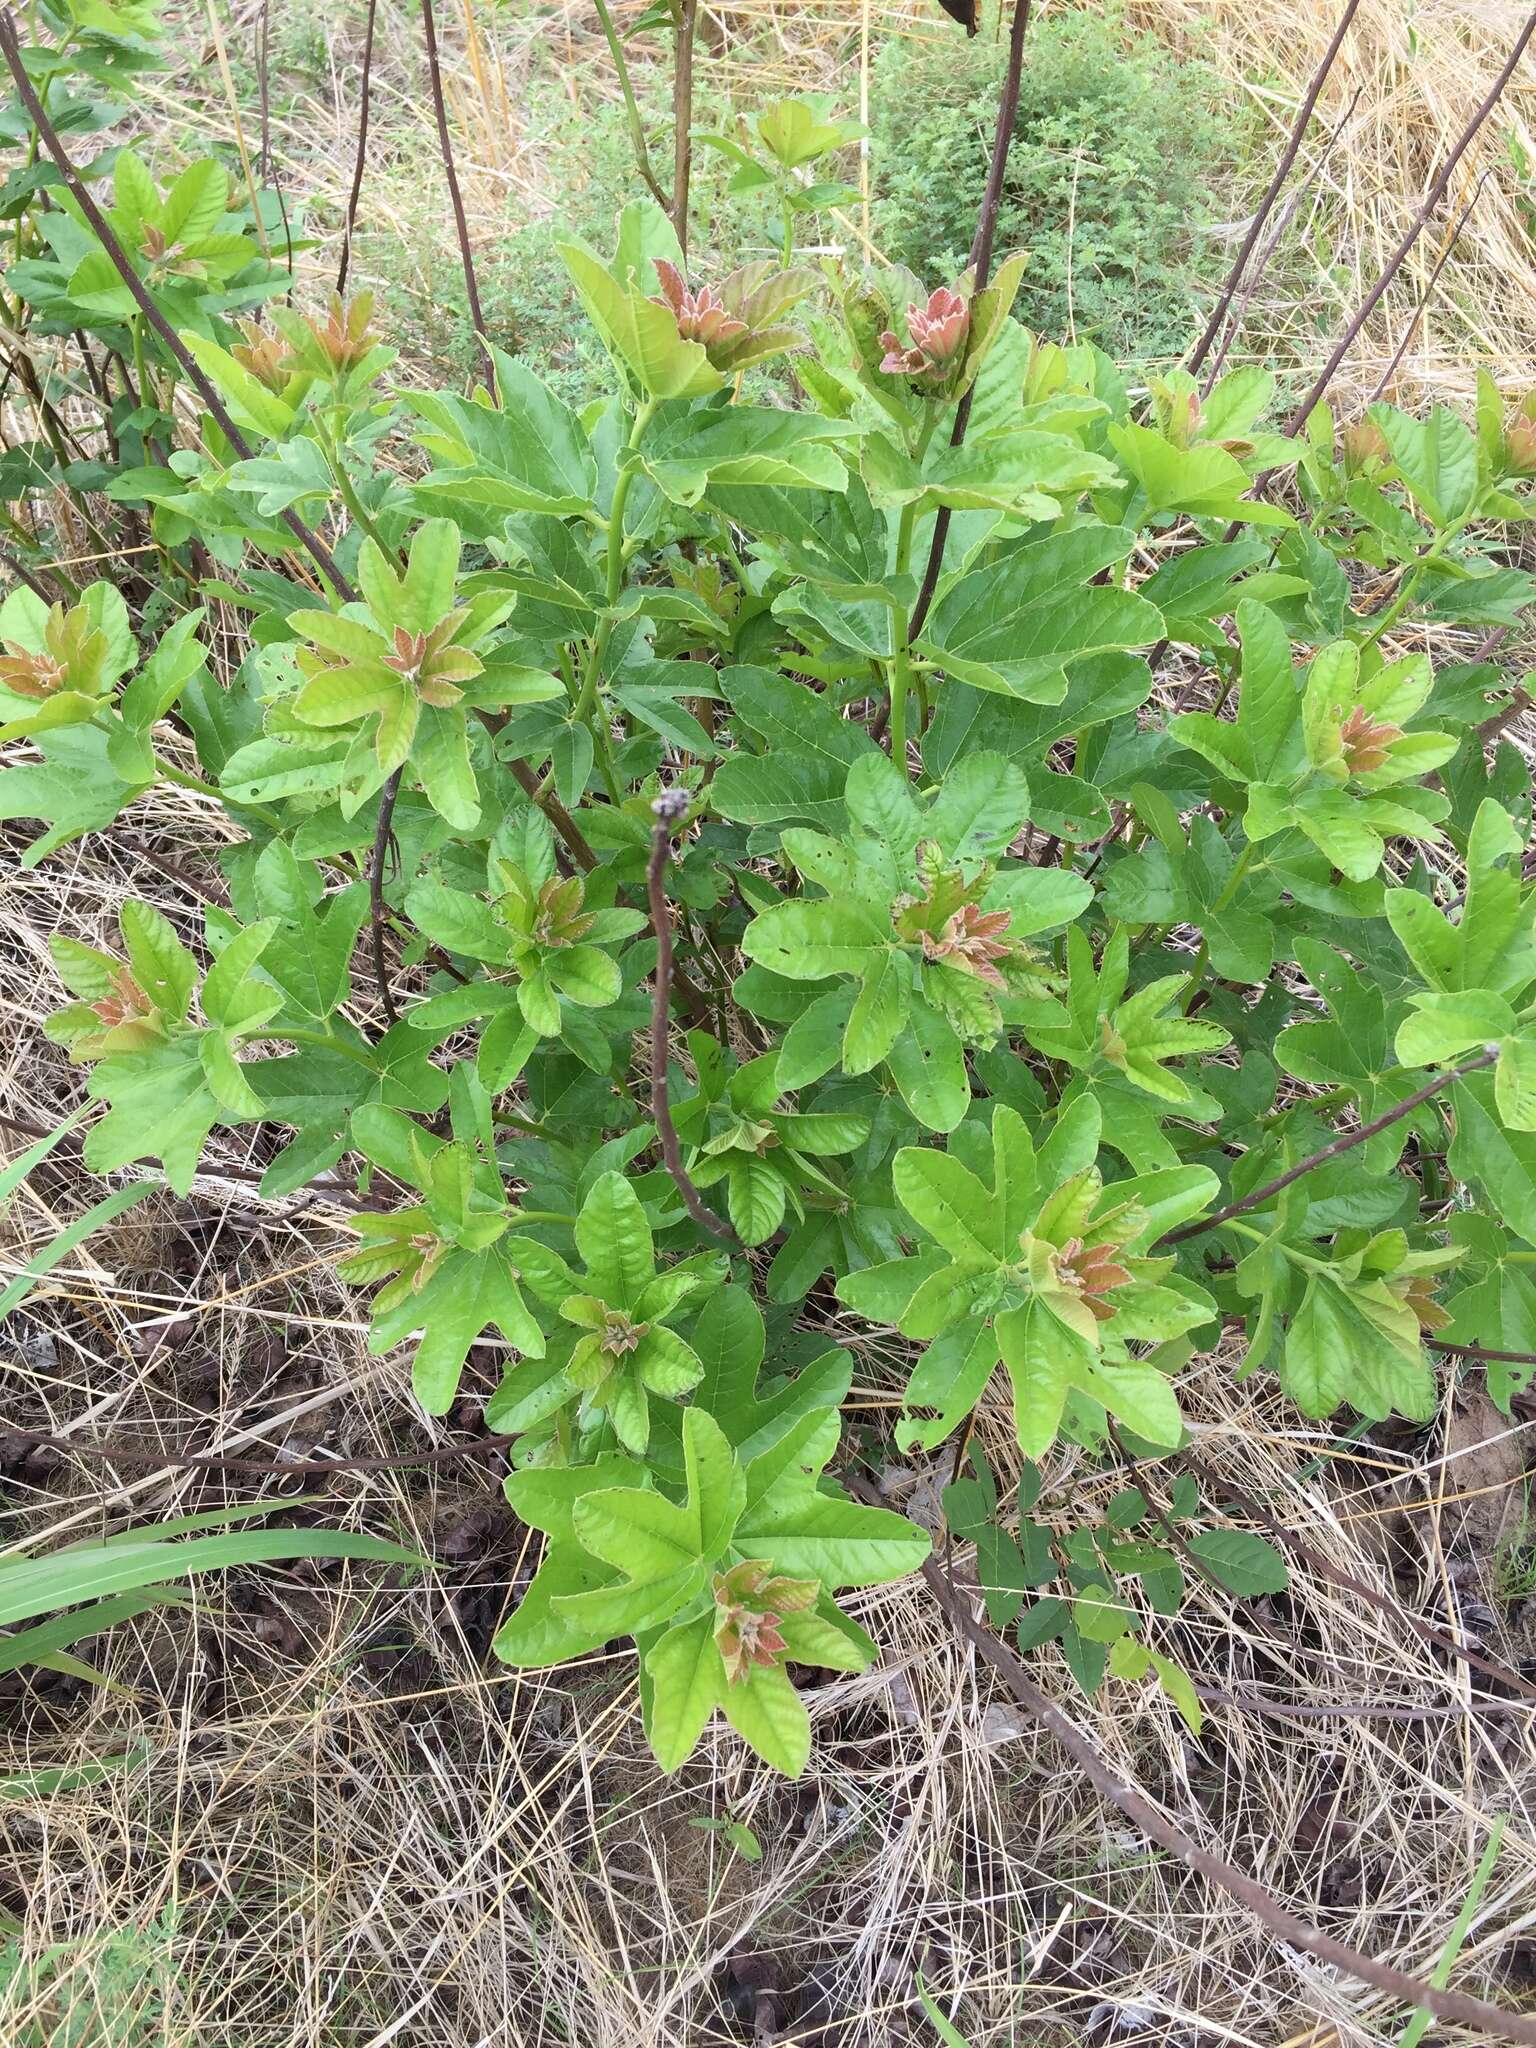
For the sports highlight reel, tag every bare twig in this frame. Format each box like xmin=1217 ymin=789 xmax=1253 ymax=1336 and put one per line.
xmin=0 ymin=545 xmax=52 ymax=602
xmin=1366 ymin=168 xmax=1494 ymax=403
xmin=0 ymin=9 xmax=357 ymax=606
xmin=1281 ymin=8 xmax=1536 ymax=437
xmin=369 ymin=768 xmax=403 ymax=1027
xmin=672 ymin=0 xmax=699 ymax=254
xmin=1201 ymin=85 xmax=1364 ymax=392
xmin=507 ymin=757 xmax=598 ymax=872
xmin=646 ymin=793 xmax=739 ymax=1249
xmin=1159 ymin=1049 xmax=1495 ymax=1248
xmin=904 ymin=0 xmax=1034 ymax=650
xmin=1186 ymin=0 xmax=1364 ymax=378
xmin=419 ymin=0 xmax=491 ymax=385
xmin=1428 ymin=1338 xmax=1536 ymax=1366
xmin=337 ymin=0 xmax=379 ymax=293
xmin=909 ymin=1536 xmax=1536 ymax=2041
xmin=1180 ymin=1451 xmax=1536 ymax=1707
xmin=0 ymin=1427 xmax=499 ymax=1479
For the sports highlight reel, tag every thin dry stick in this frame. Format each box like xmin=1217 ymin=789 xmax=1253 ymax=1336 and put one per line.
xmin=1201 ymin=85 xmax=1365 ymax=392
xmin=337 ymin=0 xmax=379 ymax=293
xmin=672 ymin=0 xmax=699 ymax=254
xmin=903 ymin=0 xmax=1034 ymax=652
xmin=1180 ymin=1451 xmax=1536 ymax=1707
xmin=1366 ymin=169 xmax=1494 ymax=403
xmin=915 ymin=1544 xmax=1536 ymax=2042
xmin=1 ymin=1428 xmax=499 ymax=1478
xmin=1186 ymin=0 xmax=1364 ymax=379
xmin=646 ymin=794 xmax=739 ymax=1249
xmin=256 ymin=0 xmax=273 ymax=183
xmin=419 ymin=0 xmax=491 ymax=385
xmin=369 ymin=768 xmax=403 ymax=1026
xmin=1281 ymin=7 xmax=1536 ymax=437
xmin=0 ymin=9 xmax=356 ymax=606
xmin=1159 ymin=1049 xmax=1495 ymax=1247
xmin=1428 ymin=1337 xmax=1536 ymax=1366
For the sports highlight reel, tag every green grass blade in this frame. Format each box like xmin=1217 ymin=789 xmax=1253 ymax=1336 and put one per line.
xmin=0 ymin=1107 xmax=87 ymax=1207
xmin=0 ymin=1587 xmax=189 ymax=1675
xmin=1396 ymin=1816 xmax=1507 ymax=2048
xmin=0 ymin=1528 xmax=422 ymax=1629
xmin=0 ymin=1180 xmax=156 ymax=1318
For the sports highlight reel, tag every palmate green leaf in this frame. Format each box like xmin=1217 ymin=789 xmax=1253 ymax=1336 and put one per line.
xmin=641 ymin=409 xmax=852 ymax=505
xmin=575 ymin=1169 xmax=656 ymax=1308
xmin=919 ymin=526 xmax=1163 ymax=702
xmin=366 ymin=1241 xmax=545 ymax=1415
xmin=1449 ymin=1071 xmax=1536 ymax=1242
xmin=1371 ymin=402 xmax=1480 ymax=527
xmin=896 ymin=1319 xmax=1000 ymax=1453
xmin=644 ymin=1609 xmax=727 ymax=1772
xmin=740 ymin=895 xmax=890 ymax=979
xmin=1109 ymin=422 xmax=1295 ymax=527
xmin=1275 ymin=939 xmax=1427 ymax=1168
xmin=1170 ymin=599 xmax=1298 ymax=785
xmin=1441 ymin=1232 xmax=1536 ymax=1413
xmin=891 ymin=1147 xmax=999 ymax=1263
xmin=1280 ymin=1269 xmax=1433 ymax=1422
xmin=0 ymin=717 xmax=145 ymax=866
xmin=494 ymin=1456 xmax=647 ymax=1666
xmin=723 ymin=1153 xmax=787 ymax=1244
xmin=83 ymin=1040 xmax=225 ymax=1195
xmin=559 ymin=241 xmax=723 ymax=399
xmin=732 ymin=1442 xmax=930 ymax=1589
xmin=1384 ymin=798 xmax=1533 ymax=997
xmin=688 ymin=1283 xmax=852 ymax=1460
xmin=250 ymin=841 xmax=369 ymax=1020
xmin=412 ymin=347 xmax=598 ymax=524
xmin=887 ymin=997 xmax=970 ymax=1133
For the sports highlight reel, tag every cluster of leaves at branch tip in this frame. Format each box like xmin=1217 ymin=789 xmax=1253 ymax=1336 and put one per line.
xmin=7 ymin=4 xmax=1536 ymax=1776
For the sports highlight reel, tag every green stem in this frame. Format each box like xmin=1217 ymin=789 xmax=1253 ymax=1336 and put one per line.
xmin=319 ymin=414 xmax=398 ymax=564
xmin=130 ymin=314 xmax=155 ymax=424
xmin=590 ymin=0 xmax=669 ymax=213
xmin=493 ymin=1109 xmax=557 ymax=1141
xmin=1209 ymin=841 xmax=1258 ymax=916
xmin=1222 ymin=1217 xmax=1333 ymax=1274
xmin=245 ymin=1025 xmax=379 ymax=1071
xmin=1178 ymin=939 xmax=1209 ymax=1014
xmin=150 ymin=752 xmax=284 ymax=833
xmin=888 ymin=497 xmax=920 ymax=777
xmin=1180 ymin=843 xmax=1259 ymax=1007
xmin=574 ymin=396 xmax=658 ymax=734
xmin=1361 ymin=520 xmax=1466 ymax=647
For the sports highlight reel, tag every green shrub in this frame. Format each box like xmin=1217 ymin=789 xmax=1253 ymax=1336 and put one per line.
xmin=7 ymin=10 xmax=1536 ymax=1795
xmin=870 ymin=10 xmax=1244 ymax=362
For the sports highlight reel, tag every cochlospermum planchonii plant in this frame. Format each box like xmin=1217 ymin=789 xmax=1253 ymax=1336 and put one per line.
xmin=6 ymin=0 xmax=1536 ymax=1802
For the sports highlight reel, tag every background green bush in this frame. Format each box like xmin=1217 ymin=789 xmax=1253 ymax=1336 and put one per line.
xmin=869 ymin=11 xmax=1245 ymax=363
